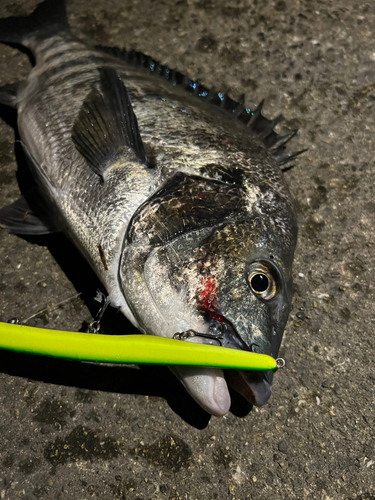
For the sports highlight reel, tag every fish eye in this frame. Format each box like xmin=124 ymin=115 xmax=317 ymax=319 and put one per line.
xmin=251 ymin=273 xmax=269 ymax=292
xmin=248 ymin=262 xmax=278 ymax=300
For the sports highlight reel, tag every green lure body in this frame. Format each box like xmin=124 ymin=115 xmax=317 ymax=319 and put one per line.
xmin=0 ymin=322 xmax=277 ymax=371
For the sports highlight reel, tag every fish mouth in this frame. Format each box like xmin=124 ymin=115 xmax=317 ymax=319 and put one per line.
xmin=173 ymin=313 xmax=274 ymax=414
xmin=202 ymin=314 xmax=274 ymax=407
xmin=225 ymin=369 xmax=272 ymax=407
xmin=206 ymin=313 xmax=251 ymax=351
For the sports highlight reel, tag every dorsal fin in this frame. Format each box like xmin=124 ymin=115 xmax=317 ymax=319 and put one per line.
xmin=72 ymin=67 xmax=147 ymax=182
xmin=95 ymin=45 xmax=304 ymax=167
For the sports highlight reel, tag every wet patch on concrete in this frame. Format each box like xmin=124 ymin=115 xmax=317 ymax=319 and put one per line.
xmin=212 ymin=445 xmax=233 ymax=468
xmin=74 ymin=388 xmax=95 ymax=404
xmin=44 ymin=425 xmax=121 ymax=471
xmin=33 ymin=397 xmax=71 ymax=428
xmin=18 ymin=457 xmax=42 ymax=474
xmin=132 ymin=434 xmax=192 ymax=472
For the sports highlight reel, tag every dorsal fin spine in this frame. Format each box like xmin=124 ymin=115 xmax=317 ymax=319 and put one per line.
xmin=94 ymin=45 xmax=303 ymax=167
xmin=247 ymin=100 xmax=264 ymax=128
xmin=269 ymin=130 xmax=297 ymax=151
xmin=257 ymin=114 xmax=283 ymax=140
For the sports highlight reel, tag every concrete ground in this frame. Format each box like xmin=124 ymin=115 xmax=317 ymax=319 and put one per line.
xmin=0 ymin=0 xmax=374 ymax=498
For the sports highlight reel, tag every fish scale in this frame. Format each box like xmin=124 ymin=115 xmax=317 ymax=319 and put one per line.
xmin=0 ymin=0 xmax=299 ymax=416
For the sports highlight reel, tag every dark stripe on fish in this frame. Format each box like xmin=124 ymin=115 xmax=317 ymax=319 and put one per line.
xmin=37 ymin=56 xmax=115 ymax=81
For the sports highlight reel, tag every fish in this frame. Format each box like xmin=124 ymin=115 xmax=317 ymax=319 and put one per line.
xmin=0 ymin=0 xmax=299 ymax=417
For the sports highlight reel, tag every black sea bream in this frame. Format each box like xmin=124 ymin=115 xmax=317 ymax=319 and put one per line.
xmin=0 ymin=0 xmax=299 ymax=416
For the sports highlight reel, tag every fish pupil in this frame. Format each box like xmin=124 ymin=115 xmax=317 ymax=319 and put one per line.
xmin=251 ymin=274 xmax=269 ymax=292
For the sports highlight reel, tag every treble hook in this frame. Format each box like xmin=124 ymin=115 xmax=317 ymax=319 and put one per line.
xmin=173 ymin=329 xmax=224 ymax=346
xmin=86 ymin=291 xmax=110 ymax=334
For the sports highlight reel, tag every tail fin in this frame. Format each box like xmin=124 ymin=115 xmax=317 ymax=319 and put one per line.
xmin=0 ymin=0 xmax=69 ymax=48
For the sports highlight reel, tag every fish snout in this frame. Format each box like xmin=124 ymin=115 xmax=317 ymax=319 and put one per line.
xmin=208 ymin=315 xmax=275 ymax=407
xmin=207 ymin=314 xmax=274 ymax=355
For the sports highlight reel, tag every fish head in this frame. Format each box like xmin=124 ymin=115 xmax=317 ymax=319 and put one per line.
xmin=120 ymin=172 xmax=297 ymax=413
xmin=193 ymin=221 xmax=295 ymax=359
xmin=189 ymin=218 xmax=296 ymax=408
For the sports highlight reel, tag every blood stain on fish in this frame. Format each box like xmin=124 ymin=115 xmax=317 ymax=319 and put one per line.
xmin=198 ymin=276 xmax=218 ymax=311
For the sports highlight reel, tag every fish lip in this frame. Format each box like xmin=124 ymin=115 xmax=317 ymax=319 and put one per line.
xmin=206 ymin=312 xmax=253 ymax=352
xmin=176 ymin=312 xmax=274 ymax=407
xmin=225 ymin=369 xmax=272 ymax=407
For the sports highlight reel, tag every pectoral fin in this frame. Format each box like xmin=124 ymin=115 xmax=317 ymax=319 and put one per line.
xmin=72 ymin=67 xmax=148 ymax=182
xmin=0 ymin=195 xmax=55 ymax=235
xmin=0 ymin=82 xmax=20 ymax=108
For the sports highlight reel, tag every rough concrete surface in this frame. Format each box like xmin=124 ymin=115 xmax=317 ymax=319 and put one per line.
xmin=0 ymin=0 xmax=374 ymax=498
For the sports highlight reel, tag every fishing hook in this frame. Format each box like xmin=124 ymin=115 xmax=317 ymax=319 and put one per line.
xmin=173 ymin=329 xmax=224 ymax=346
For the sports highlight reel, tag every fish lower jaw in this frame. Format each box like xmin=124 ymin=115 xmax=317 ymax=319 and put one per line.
xmin=172 ymin=365 xmax=272 ymax=417
xmin=170 ymin=366 xmax=231 ymax=417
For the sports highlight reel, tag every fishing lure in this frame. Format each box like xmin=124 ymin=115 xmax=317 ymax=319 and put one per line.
xmin=0 ymin=322 xmax=284 ymax=371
